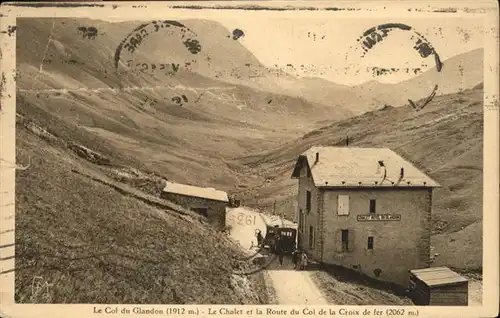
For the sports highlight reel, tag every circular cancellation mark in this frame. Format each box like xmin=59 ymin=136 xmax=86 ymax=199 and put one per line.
xmin=230 ymin=211 xmax=287 ymax=276
xmin=113 ymin=20 xmax=203 ymax=81
xmin=347 ymin=22 xmax=444 ymax=111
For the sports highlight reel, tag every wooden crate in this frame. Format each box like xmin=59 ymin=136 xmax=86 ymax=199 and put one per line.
xmin=409 ymin=267 xmax=468 ymax=306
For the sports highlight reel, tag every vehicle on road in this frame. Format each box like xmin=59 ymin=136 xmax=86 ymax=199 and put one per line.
xmin=261 ymin=225 xmax=297 ymax=254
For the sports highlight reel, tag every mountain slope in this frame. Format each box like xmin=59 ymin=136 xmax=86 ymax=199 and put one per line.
xmin=13 ymin=17 xmax=484 ymax=302
xmin=14 ymin=98 xmax=270 ymax=303
xmin=352 ymin=48 xmax=484 ymax=110
xmin=269 ymin=48 xmax=484 ymax=115
xmin=236 ymin=86 xmax=483 ymax=271
xmin=15 ymin=17 xmax=291 ymax=304
xmin=16 ymin=17 xmax=354 ymax=191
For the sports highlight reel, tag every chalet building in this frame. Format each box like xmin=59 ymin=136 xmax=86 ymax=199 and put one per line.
xmin=161 ymin=181 xmax=229 ymax=230
xmin=291 ymin=146 xmax=440 ymax=287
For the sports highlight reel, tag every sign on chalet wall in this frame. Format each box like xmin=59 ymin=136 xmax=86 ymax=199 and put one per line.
xmin=357 ymin=214 xmax=401 ymax=221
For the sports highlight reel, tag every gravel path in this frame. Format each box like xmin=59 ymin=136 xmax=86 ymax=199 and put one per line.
xmin=266 ymin=269 xmax=329 ymax=305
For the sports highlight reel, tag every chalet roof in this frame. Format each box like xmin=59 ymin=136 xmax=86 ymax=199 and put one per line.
xmin=291 ymin=146 xmax=440 ymax=188
xmin=162 ymin=181 xmax=229 ymax=202
xmin=410 ymin=267 xmax=468 ymax=287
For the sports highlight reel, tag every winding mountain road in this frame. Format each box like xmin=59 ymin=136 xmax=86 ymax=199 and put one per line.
xmin=227 ymin=207 xmax=329 ymax=305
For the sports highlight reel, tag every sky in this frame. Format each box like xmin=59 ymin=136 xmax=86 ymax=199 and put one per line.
xmin=108 ymin=13 xmax=485 ymax=85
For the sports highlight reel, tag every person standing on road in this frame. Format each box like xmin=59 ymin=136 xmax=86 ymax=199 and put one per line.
xmin=276 ymin=236 xmax=284 ymax=266
xmin=292 ymin=248 xmax=299 ymax=269
xmin=300 ymin=250 xmax=308 ymax=270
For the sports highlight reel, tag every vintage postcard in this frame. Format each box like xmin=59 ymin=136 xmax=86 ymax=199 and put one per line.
xmin=0 ymin=1 xmax=498 ymax=318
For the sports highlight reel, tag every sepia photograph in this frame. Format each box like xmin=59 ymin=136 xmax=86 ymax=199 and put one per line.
xmin=0 ymin=1 xmax=498 ymax=317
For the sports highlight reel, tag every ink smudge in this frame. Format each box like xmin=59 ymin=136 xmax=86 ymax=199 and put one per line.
xmin=232 ymin=29 xmax=245 ymax=40
xmin=114 ymin=20 xmax=198 ymax=70
xmin=7 ymin=25 xmax=16 ymax=37
xmin=76 ymin=26 xmax=98 ymax=39
xmin=183 ymin=39 xmax=202 ymax=54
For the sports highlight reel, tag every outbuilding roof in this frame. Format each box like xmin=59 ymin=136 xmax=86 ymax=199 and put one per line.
xmin=162 ymin=181 xmax=229 ymax=202
xmin=410 ymin=267 xmax=468 ymax=287
xmin=291 ymin=146 xmax=440 ymax=188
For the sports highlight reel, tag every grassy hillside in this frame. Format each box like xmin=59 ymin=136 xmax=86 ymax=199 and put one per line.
xmin=14 ymin=96 xmax=270 ymax=304
xmin=13 ymin=17 xmax=355 ymax=303
xmin=237 ymin=86 xmax=483 ymax=272
xmin=16 ymin=18 xmax=353 ymax=192
xmin=13 ymin=17 xmax=484 ymax=303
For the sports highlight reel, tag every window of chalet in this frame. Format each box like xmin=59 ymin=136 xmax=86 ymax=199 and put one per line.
xmin=341 ymin=229 xmax=349 ymax=252
xmin=306 ymin=191 xmax=311 ymax=213
xmin=309 ymin=226 xmax=315 ymax=249
xmin=367 ymin=236 xmax=374 ymax=250
xmin=369 ymin=199 xmax=376 ymax=214
xmin=338 ymin=195 xmax=350 ymax=215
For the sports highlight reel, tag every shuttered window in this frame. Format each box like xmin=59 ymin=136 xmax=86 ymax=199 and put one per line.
xmin=336 ymin=229 xmax=355 ymax=253
xmin=309 ymin=226 xmax=315 ymax=249
xmin=338 ymin=195 xmax=350 ymax=215
xmin=341 ymin=230 xmax=349 ymax=252
xmin=306 ymin=191 xmax=311 ymax=212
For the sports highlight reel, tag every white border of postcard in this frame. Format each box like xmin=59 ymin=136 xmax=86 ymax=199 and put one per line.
xmin=0 ymin=1 xmax=498 ymax=318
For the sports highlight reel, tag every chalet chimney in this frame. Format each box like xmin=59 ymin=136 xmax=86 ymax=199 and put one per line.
xmin=315 ymin=152 xmax=319 ymax=163
xmin=400 ymin=167 xmax=404 ymax=178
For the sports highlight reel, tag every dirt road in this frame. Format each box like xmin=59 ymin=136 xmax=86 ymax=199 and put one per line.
xmin=227 ymin=207 xmax=329 ymax=304
xmin=227 ymin=207 xmax=483 ymax=306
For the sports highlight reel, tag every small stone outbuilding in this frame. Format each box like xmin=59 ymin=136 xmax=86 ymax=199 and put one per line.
xmin=161 ymin=181 xmax=228 ymax=230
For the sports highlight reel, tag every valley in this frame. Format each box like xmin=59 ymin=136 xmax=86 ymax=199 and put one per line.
xmin=12 ymin=17 xmax=484 ymax=303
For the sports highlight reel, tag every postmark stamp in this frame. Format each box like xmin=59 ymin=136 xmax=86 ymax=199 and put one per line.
xmin=347 ymin=22 xmax=443 ymax=111
xmin=228 ymin=208 xmax=299 ymax=276
xmin=355 ymin=23 xmax=443 ymax=72
xmin=114 ymin=20 xmax=202 ymax=75
xmin=111 ymin=20 xmax=208 ymax=107
xmin=229 ymin=209 xmax=294 ymax=276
